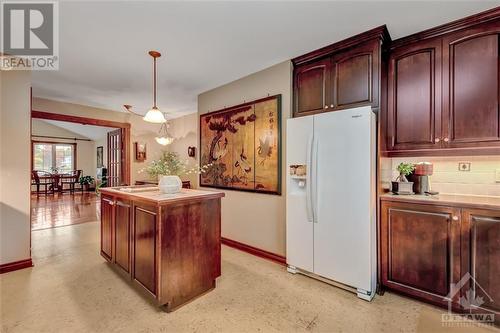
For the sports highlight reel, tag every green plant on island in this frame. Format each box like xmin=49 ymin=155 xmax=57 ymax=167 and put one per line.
xmin=140 ymin=151 xmax=211 ymax=179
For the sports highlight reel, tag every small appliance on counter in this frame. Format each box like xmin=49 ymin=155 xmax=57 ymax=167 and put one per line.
xmin=408 ymin=162 xmax=439 ymax=195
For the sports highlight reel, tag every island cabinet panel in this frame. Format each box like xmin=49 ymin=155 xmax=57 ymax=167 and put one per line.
xmin=100 ymin=195 xmax=114 ymax=261
xmin=114 ymin=200 xmax=131 ymax=273
xmin=158 ymin=198 xmax=221 ymax=310
xmin=461 ymin=209 xmax=500 ymax=318
xmin=442 ymin=21 xmax=500 ymax=149
xmin=294 ymin=59 xmax=331 ymax=116
xmin=387 ymin=39 xmax=442 ymax=152
xmin=381 ymin=201 xmax=462 ymax=307
xmin=132 ymin=205 xmax=157 ymax=296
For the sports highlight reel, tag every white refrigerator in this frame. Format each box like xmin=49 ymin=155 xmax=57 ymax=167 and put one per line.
xmin=286 ymin=106 xmax=376 ymax=301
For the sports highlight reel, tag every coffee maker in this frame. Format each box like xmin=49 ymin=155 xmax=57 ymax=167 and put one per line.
xmin=408 ymin=162 xmax=438 ymax=195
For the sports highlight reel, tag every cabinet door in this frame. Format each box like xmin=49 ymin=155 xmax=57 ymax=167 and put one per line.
xmin=114 ymin=200 xmax=131 ymax=273
xmin=387 ymin=39 xmax=442 ymax=152
xmin=293 ymin=58 xmax=331 ymax=116
xmin=100 ymin=196 xmax=114 ymax=261
xmin=381 ymin=201 xmax=461 ymax=306
xmin=132 ymin=205 xmax=157 ymax=296
xmin=442 ymin=21 xmax=500 ymax=149
xmin=461 ymin=208 xmax=500 ymax=319
xmin=331 ymin=39 xmax=379 ymax=110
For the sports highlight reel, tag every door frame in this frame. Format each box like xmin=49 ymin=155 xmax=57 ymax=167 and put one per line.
xmin=31 ymin=110 xmax=131 ymax=185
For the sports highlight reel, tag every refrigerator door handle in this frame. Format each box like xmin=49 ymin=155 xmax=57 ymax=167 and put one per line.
xmin=306 ymin=134 xmax=314 ymax=223
xmin=311 ymin=136 xmax=319 ymax=223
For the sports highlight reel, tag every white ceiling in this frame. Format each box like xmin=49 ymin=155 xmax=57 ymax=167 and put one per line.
xmin=41 ymin=119 xmax=116 ymax=141
xmin=32 ymin=1 xmax=499 ymax=119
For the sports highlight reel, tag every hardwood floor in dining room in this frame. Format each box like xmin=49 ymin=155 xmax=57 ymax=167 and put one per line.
xmin=31 ymin=193 xmax=100 ymax=230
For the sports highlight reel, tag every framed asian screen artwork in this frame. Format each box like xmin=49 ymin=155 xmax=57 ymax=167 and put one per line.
xmin=199 ymin=94 xmax=281 ymax=195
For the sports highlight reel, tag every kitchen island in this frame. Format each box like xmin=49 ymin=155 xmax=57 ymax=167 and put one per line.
xmin=99 ymin=186 xmax=224 ymax=312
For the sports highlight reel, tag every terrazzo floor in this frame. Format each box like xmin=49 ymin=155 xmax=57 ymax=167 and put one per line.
xmin=1 ymin=221 xmax=498 ymax=333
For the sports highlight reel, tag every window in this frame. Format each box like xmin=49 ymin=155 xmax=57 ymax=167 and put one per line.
xmin=32 ymin=142 xmax=76 ymax=173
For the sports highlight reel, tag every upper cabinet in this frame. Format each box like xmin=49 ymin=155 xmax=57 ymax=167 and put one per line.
xmin=383 ymin=9 xmax=500 ymax=156
xmin=292 ymin=26 xmax=390 ymax=117
xmin=387 ymin=38 xmax=442 ymax=151
xmin=442 ymin=21 xmax=500 ymax=149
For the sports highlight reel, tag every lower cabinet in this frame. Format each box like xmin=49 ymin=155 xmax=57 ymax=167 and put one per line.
xmin=461 ymin=208 xmax=500 ymax=317
xmin=381 ymin=201 xmax=461 ymax=307
xmin=381 ymin=200 xmax=500 ymax=321
xmin=100 ymin=195 xmax=114 ymax=261
xmin=114 ymin=200 xmax=131 ymax=273
xmin=132 ymin=204 xmax=157 ymax=296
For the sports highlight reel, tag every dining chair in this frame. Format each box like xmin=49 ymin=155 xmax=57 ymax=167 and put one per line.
xmin=31 ymin=170 xmax=56 ymax=196
xmin=60 ymin=170 xmax=83 ymax=194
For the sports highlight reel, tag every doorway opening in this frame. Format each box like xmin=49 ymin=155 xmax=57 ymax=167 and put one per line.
xmin=30 ymin=110 xmax=131 ymax=231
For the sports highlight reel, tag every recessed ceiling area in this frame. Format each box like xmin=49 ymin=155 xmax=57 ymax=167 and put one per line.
xmin=32 ymin=1 xmax=498 ymax=119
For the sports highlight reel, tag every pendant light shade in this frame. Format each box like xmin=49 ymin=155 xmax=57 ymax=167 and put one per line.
xmin=155 ymin=121 xmax=174 ymax=146
xmin=143 ymin=106 xmax=166 ymax=123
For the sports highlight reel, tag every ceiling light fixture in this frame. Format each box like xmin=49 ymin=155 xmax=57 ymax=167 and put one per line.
xmin=155 ymin=122 xmax=174 ymax=146
xmin=124 ymin=50 xmax=166 ymax=124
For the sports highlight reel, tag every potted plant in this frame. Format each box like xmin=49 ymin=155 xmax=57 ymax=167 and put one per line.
xmin=140 ymin=151 xmax=211 ymax=193
xmin=79 ymin=175 xmax=95 ymax=192
xmin=392 ymin=162 xmax=415 ymax=195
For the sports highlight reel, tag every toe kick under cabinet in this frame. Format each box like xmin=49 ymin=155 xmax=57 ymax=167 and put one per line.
xmin=380 ymin=195 xmax=500 ymax=322
xmin=100 ymin=188 xmax=224 ymax=312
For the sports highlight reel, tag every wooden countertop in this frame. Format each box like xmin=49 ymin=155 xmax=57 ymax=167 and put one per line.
xmin=100 ymin=187 xmax=224 ymax=205
xmin=380 ymin=192 xmax=500 ymax=210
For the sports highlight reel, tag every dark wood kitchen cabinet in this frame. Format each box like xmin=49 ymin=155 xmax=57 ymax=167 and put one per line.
xmin=383 ymin=9 xmax=500 ymax=156
xmin=461 ymin=208 xmax=500 ymax=319
xmin=99 ymin=188 xmax=224 ymax=312
xmin=442 ymin=21 xmax=500 ymax=149
xmin=387 ymin=39 xmax=442 ymax=152
xmin=100 ymin=195 xmax=114 ymax=261
xmin=380 ymin=201 xmax=462 ymax=307
xmin=293 ymin=26 xmax=390 ymax=117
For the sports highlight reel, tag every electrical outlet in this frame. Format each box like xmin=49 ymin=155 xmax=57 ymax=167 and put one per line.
xmin=458 ymin=162 xmax=471 ymax=172
xmin=496 ymin=169 xmax=500 ymax=183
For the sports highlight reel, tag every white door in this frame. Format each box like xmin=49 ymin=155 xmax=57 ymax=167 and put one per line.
xmin=286 ymin=115 xmax=314 ymax=272
xmin=312 ymin=107 xmax=375 ymax=292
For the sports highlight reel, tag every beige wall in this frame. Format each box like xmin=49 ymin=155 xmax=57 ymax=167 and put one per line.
xmin=196 ymin=60 xmax=292 ymax=256
xmin=381 ymin=156 xmax=500 ymax=197
xmin=0 ymin=70 xmax=32 ymax=265
xmin=31 ymin=119 xmax=96 ymax=178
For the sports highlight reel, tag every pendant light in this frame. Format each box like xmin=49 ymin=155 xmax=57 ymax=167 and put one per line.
xmin=124 ymin=51 xmax=166 ymax=123
xmin=155 ymin=121 xmax=174 ymax=146
xmin=143 ymin=51 xmax=166 ymax=123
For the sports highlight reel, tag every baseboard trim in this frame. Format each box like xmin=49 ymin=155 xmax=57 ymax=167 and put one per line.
xmin=0 ymin=258 xmax=33 ymax=274
xmin=221 ymin=237 xmax=286 ymax=266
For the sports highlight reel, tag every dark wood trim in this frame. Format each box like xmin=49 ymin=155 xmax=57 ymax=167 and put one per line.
xmin=0 ymin=258 xmax=33 ymax=274
xmin=292 ymin=25 xmax=391 ymax=65
xmin=382 ymin=146 xmax=500 ymax=157
xmin=31 ymin=109 xmax=131 ymax=185
xmin=201 ymin=94 xmax=279 ymax=116
xmin=390 ymin=6 xmax=500 ymax=49
xmin=221 ymin=237 xmax=286 ymax=266
xmin=31 ymin=110 xmax=131 ymax=129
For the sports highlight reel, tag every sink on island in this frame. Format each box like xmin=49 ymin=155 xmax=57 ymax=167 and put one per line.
xmin=99 ymin=186 xmax=225 ymax=312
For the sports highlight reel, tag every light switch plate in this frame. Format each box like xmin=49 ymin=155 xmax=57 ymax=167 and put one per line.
xmin=496 ymin=169 xmax=500 ymax=183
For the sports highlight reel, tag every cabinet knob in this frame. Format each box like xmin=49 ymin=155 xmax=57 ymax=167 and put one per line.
xmin=330 ymin=104 xmax=334 ymax=108
xmin=324 ymin=105 xmax=329 ymax=109
xmin=452 ymin=216 xmax=459 ymax=221
xmin=435 ymin=138 xmax=440 ymax=143
xmin=444 ymin=138 xmax=449 ymax=142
